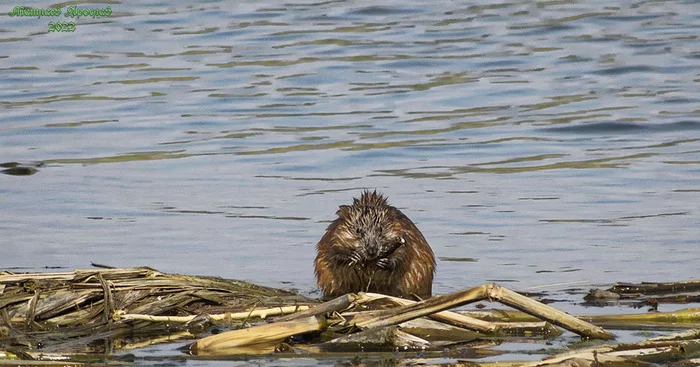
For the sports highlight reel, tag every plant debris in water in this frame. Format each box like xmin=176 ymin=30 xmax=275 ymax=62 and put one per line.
xmin=1 ymin=267 xmax=698 ymax=366
xmin=0 ymin=266 xmax=313 ymax=354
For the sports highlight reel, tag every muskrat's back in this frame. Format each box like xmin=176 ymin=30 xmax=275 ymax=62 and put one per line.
xmin=314 ymin=190 xmax=436 ymax=299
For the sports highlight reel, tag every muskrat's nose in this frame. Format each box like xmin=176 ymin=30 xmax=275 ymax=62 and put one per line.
xmin=365 ymin=242 xmax=379 ymax=259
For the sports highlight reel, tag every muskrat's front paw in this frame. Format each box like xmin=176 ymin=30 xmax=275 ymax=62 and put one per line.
xmin=348 ymin=251 xmax=363 ymax=266
xmin=376 ymin=258 xmax=393 ymax=270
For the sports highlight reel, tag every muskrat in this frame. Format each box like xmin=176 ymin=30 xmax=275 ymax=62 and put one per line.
xmin=314 ymin=190 xmax=436 ymax=299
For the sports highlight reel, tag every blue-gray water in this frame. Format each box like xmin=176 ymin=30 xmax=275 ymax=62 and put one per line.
xmin=1 ymin=0 xmax=698 ymax=362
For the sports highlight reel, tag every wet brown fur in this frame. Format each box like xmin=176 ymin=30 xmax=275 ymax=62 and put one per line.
xmin=314 ymin=190 xmax=436 ymax=299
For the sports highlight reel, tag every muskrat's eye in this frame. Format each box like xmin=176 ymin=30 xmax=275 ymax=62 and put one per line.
xmin=355 ymin=228 xmax=362 ymax=236
xmin=398 ymin=237 xmax=406 ymax=244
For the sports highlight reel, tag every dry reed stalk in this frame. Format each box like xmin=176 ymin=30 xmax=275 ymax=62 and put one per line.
xmin=531 ymin=339 xmax=700 ymax=366
xmin=117 ymin=305 xmax=310 ymax=323
xmin=356 ymin=292 xmax=496 ymax=332
xmin=578 ymin=308 xmax=700 ymax=327
xmin=461 ymin=308 xmax=700 ymax=330
xmin=488 ymin=285 xmax=615 ymax=339
xmin=0 ymin=268 xmax=159 ymax=283
xmin=352 ymin=285 xmax=488 ymax=330
xmin=353 ymin=295 xmax=561 ymax=337
xmin=459 ymin=309 xmax=541 ymax=322
xmin=118 ymin=330 xmax=194 ymax=350
xmin=319 ymin=326 xmax=430 ymax=352
xmin=351 ymin=284 xmax=614 ymax=340
xmin=190 ymin=315 xmax=327 ymax=353
xmin=647 ymin=328 xmax=700 ymax=341
xmin=396 ymin=318 xmax=480 ymax=342
xmin=609 ymin=280 xmax=700 ymax=295
xmin=276 ymin=293 xmax=357 ymax=322
xmin=1 ymin=267 xmax=316 ymax=354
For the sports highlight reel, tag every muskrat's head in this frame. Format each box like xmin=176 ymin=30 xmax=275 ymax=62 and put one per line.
xmin=331 ymin=190 xmax=407 ymax=268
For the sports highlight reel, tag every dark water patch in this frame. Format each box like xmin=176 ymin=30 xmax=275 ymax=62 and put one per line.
xmin=654 ymin=97 xmax=700 ymax=105
xmin=295 ymin=187 xmax=370 ymax=197
xmin=45 ymin=119 xmax=117 ymax=128
xmin=217 ymin=205 xmax=269 ymax=209
xmin=508 ymin=23 xmax=578 ymax=36
xmin=44 ymin=151 xmax=205 ymax=164
xmin=374 ymin=155 xmax=639 ymax=178
xmin=540 ymin=211 xmax=688 ymax=225
xmin=346 ymin=6 xmax=422 ymax=16
xmin=593 ymin=65 xmax=662 ymax=75
xmin=164 ymin=209 xmax=227 ymax=215
xmin=540 ymin=121 xmax=700 ymax=134
xmin=253 ymin=123 xmax=375 ymax=132
xmin=225 ymin=214 xmax=309 ymax=221
xmin=587 ymin=138 xmax=700 ymax=151
xmin=0 ymin=266 xmax=68 ymax=270
xmin=439 ymin=257 xmax=477 ymax=262
xmin=557 ymin=54 xmax=594 ymax=63
xmin=625 ymin=41 xmax=671 ymax=50
xmin=601 ymin=14 xmax=667 ymax=22
xmin=562 ymin=35 xmax=624 ymax=43
xmin=256 ymin=175 xmax=361 ymax=182
xmin=4 ymin=93 xmax=133 ymax=107
xmin=0 ymin=161 xmax=41 ymax=176
xmin=345 ymin=139 xmax=452 ymax=152
xmin=475 ymin=58 xmax=526 ymax=69
xmin=1 ymin=166 xmax=37 ymax=175
xmin=519 ymin=93 xmax=597 ymax=112
xmin=561 ymin=268 xmax=582 ymax=273
xmin=473 ymin=154 xmax=568 ymax=167
xmin=664 ymin=159 xmax=700 ymax=164
xmin=517 ymin=197 xmax=559 ymax=200
xmin=618 ymin=212 xmax=689 ymax=221
xmin=486 ymin=279 xmax=518 ymax=283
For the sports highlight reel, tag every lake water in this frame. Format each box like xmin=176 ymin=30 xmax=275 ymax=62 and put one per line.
xmin=1 ymin=0 xmax=698 ymax=362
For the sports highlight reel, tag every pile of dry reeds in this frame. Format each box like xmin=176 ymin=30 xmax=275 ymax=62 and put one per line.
xmin=0 ymin=267 xmax=314 ymax=353
xmin=1 ymin=267 xmax=698 ymax=367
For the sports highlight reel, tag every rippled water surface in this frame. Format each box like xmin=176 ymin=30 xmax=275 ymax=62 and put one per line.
xmin=1 ymin=0 xmax=699 ymax=362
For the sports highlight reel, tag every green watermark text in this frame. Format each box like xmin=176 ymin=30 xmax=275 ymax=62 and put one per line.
xmin=8 ymin=5 xmax=113 ymax=32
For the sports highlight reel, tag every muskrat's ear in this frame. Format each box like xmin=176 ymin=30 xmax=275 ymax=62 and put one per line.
xmin=337 ymin=205 xmax=353 ymax=218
